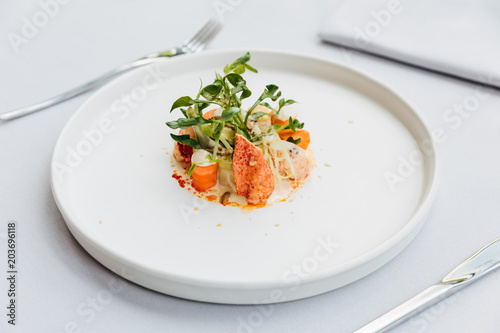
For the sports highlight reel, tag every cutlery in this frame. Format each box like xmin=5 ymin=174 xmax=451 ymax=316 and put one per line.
xmin=0 ymin=19 xmax=222 ymax=121
xmin=354 ymin=237 xmax=500 ymax=332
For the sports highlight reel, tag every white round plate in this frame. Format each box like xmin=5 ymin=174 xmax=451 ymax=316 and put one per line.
xmin=51 ymin=49 xmax=439 ymax=304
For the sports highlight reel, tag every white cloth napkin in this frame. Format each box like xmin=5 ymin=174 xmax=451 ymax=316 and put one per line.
xmin=319 ymin=0 xmax=500 ymax=88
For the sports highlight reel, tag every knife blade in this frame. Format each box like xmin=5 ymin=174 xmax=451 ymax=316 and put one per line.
xmin=354 ymin=237 xmax=500 ymax=333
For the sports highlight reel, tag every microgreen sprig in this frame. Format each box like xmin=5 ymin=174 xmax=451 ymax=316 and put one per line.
xmin=272 ymin=117 xmax=305 ymax=132
xmin=166 ymin=52 xmax=303 ymax=151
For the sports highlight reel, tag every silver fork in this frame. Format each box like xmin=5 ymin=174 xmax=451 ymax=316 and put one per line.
xmin=0 ymin=19 xmax=222 ymax=121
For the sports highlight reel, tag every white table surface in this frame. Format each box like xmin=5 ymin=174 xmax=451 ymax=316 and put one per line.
xmin=1 ymin=1 xmax=500 ymax=332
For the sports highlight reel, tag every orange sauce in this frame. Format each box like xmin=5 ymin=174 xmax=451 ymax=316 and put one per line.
xmin=172 ymin=172 xmax=186 ymax=188
xmin=206 ymin=195 xmax=217 ymax=202
xmin=170 ymin=152 xmax=315 ymax=210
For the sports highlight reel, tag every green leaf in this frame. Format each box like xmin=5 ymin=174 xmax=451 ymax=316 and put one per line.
xmin=288 ymin=117 xmax=304 ymax=132
xmin=225 ymin=73 xmax=246 ymax=87
xmin=235 ymin=52 xmax=251 ymax=64
xmin=261 ymin=84 xmax=281 ymax=101
xmin=223 ymin=52 xmax=257 ymax=75
xmin=259 ymin=102 xmax=275 ymax=111
xmin=200 ymin=81 xmax=222 ymax=100
xmin=271 ymin=117 xmax=304 ymax=132
xmin=271 ymin=123 xmax=281 ymax=131
xmin=170 ymin=96 xmax=194 ymax=112
xmin=170 ymin=134 xmax=200 ymax=149
xmin=278 ymin=98 xmax=297 ymax=112
xmin=244 ymin=63 xmax=258 ymax=73
xmin=278 ymin=98 xmax=285 ymax=109
xmin=250 ymin=111 xmax=268 ymax=120
xmin=240 ymin=86 xmax=252 ymax=100
xmin=166 ymin=116 xmax=211 ymax=129
xmin=233 ymin=65 xmax=245 ymax=74
xmin=221 ymin=107 xmax=241 ymax=121
xmin=229 ymin=83 xmax=252 ymax=102
xmin=180 ymin=108 xmax=188 ymax=118
xmin=212 ymin=121 xmax=224 ymax=140
xmin=197 ymin=102 xmax=210 ymax=113
xmin=286 ymin=137 xmax=302 ymax=145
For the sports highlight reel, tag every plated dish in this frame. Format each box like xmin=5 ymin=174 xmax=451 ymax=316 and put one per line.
xmin=168 ymin=52 xmax=313 ymax=208
xmin=50 ymin=49 xmax=439 ymax=304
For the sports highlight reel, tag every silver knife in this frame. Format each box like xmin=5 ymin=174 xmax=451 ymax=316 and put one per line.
xmin=354 ymin=238 xmax=500 ymax=332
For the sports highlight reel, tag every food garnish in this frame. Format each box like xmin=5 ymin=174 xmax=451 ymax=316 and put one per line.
xmin=167 ymin=52 xmax=313 ymax=207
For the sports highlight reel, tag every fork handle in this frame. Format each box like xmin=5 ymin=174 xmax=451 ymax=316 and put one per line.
xmin=0 ymin=54 xmax=169 ymax=121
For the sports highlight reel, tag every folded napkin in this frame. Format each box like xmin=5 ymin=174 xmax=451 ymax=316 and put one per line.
xmin=319 ymin=0 xmax=500 ymax=88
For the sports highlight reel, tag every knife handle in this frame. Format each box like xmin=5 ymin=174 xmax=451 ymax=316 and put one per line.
xmin=353 ymin=283 xmax=456 ymax=333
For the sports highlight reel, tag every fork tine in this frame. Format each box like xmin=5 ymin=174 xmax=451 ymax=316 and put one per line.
xmin=184 ymin=19 xmax=221 ymax=44
xmin=194 ymin=23 xmax=222 ymax=51
xmin=184 ymin=19 xmax=221 ymax=51
xmin=183 ymin=20 xmax=213 ymax=45
xmin=183 ymin=19 xmax=222 ymax=52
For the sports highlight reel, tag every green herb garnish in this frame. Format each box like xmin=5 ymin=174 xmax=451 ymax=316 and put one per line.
xmin=167 ymin=52 xmax=303 ymax=156
xmin=286 ymin=137 xmax=302 ymax=145
xmin=272 ymin=117 xmax=304 ymax=132
xmin=170 ymin=133 xmax=200 ymax=149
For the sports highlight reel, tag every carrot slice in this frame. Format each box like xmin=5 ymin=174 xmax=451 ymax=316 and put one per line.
xmin=203 ymin=108 xmax=217 ymax=120
xmin=278 ymin=129 xmax=310 ymax=150
xmin=191 ymin=162 xmax=218 ymax=192
xmin=271 ymin=116 xmax=290 ymax=126
xmin=271 ymin=112 xmax=297 ymax=126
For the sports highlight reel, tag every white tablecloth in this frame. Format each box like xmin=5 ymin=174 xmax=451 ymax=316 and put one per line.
xmin=1 ymin=1 xmax=500 ymax=332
